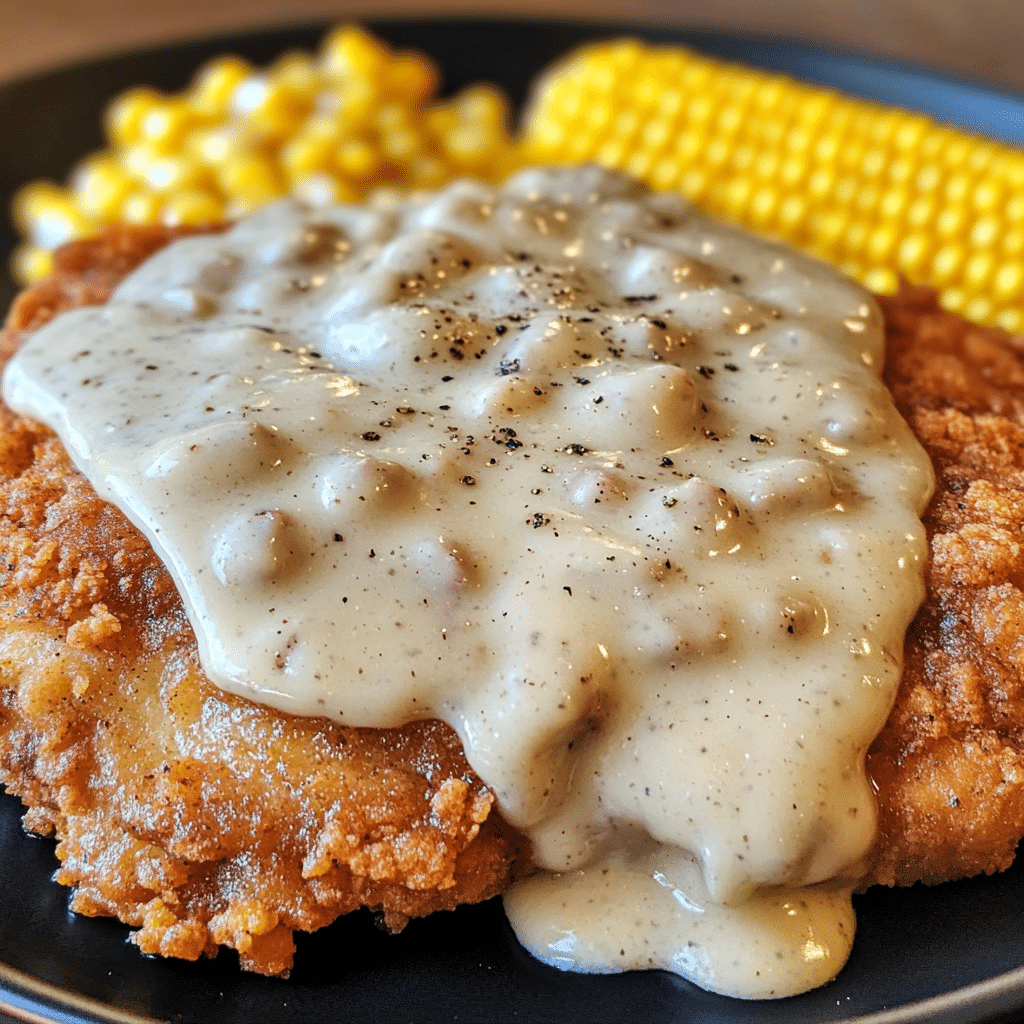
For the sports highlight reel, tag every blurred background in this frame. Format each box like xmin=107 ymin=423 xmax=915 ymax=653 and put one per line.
xmin=0 ymin=0 xmax=1023 ymax=93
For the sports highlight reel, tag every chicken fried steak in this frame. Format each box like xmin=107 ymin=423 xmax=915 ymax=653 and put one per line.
xmin=0 ymin=229 xmax=527 ymax=977
xmin=0 ymin=229 xmax=1023 ymax=976
xmin=868 ymin=283 xmax=1024 ymax=889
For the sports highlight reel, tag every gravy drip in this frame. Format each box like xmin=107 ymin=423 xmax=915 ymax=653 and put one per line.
xmin=4 ymin=166 xmax=934 ymax=998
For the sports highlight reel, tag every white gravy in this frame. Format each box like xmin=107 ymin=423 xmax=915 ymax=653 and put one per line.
xmin=3 ymin=166 xmax=934 ymax=998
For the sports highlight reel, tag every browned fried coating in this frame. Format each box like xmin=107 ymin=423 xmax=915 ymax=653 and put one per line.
xmin=0 ymin=228 xmax=526 ymax=976
xmin=4 ymin=233 xmax=1024 ymax=974
xmin=867 ymin=282 xmax=1024 ymax=888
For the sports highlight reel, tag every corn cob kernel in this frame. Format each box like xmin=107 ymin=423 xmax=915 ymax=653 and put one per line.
xmin=11 ymin=244 xmax=54 ymax=285
xmin=159 ymin=190 xmax=226 ymax=227
xmin=120 ymin=189 xmax=163 ymax=225
xmin=188 ymin=56 xmax=253 ymax=118
xmin=522 ymin=39 xmax=1024 ymax=328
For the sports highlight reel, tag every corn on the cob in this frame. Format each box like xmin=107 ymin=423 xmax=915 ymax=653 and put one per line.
xmin=12 ymin=29 xmax=1024 ymax=333
xmin=521 ymin=39 xmax=1024 ymax=332
xmin=11 ymin=26 xmax=518 ymax=283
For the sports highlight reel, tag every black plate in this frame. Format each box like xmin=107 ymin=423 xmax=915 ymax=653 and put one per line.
xmin=4 ymin=18 xmax=1024 ymax=1024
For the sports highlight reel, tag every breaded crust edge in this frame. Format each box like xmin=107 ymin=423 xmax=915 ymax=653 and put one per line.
xmin=1 ymin=230 xmax=1024 ymax=973
xmin=0 ymin=228 xmax=528 ymax=977
xmin=869 ymin=283 xmax=1024 ymax=888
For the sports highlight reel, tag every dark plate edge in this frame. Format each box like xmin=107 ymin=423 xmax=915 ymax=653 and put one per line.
xmin=2 ymin=17 xmax=1024 ymax=1024
xmin=1 ymin=14 xmax=1023 ymax=126
xmin=0 ymin=962 xmax=161 ymax=1024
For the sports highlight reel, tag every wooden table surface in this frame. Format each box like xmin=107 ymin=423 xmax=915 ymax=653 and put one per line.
xmin=1 ymin=0 xmax=1023 ymax=95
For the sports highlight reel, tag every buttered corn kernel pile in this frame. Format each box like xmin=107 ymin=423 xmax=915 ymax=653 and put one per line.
xmin=521 ymin=39 xmax=1024 ymax=332
xmin=12 ymin=28 xmax=1024 ymax=331
xmin=12 ymin=26 xmax=517 ymax=283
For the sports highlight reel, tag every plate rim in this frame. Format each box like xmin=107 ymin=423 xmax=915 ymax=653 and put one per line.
xmin=2 ymin=17 xmax=1024 ymax=1024
xmin=1 ymin=13 xmax=1023 ymax=112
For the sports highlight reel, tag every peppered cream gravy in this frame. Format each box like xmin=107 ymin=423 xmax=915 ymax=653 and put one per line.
xmin=3 ymin=166 xmax=934 ymax=998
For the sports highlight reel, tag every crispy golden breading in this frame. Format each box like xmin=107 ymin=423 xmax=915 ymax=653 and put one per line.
xmin=866 ymin=283 xmax=1024 ymax=888
xmin=2 ymin=233 xmax=1024 ymax=975
xmin=0 ymin=229 xmax=526 ymax=977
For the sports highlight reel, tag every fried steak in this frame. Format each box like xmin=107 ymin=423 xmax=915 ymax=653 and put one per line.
xmin=0 ymin=229 xmax=1023 ymax=974
xmin=0 ymin=228 xmax=527 ymax=976
xmin=867 ymin=283 xmax=1024 ymax=888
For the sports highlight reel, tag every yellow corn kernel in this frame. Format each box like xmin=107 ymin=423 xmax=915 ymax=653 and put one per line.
xmin=320 ymin=25 xmax=389 ymax=82
xmin=777 ymin=194 xmax=808 ymax=236
xmin=841 ymin=221 xmax=870 ymax=258
xmin=279 ymin=127 xmax=337 ymax=181
xmin=384 ymin=53 xmax=439 ymax=105
xmin=915 ymin=163 xmax=944 ymax=193
xmin=595 ymin=137 xmax=627 ymax=169
xmin=217 ymin=156 xmax=285 ymax=213
xmin=457 ymin=85 xmax=512 ymax=136
xmin=649 ymin=155 xmax=681 ymax=192
xmin=292 ymin=171 xmax=360 ymax=207
xmin=865 ymin=224 xmax=898 ymax=264
xmin=995 ymin=307 xmax=1024 ymax=332
xmin=964 ymin=251 xmax=995 ymax=290
xmin=424 ymin=102 xmax=458 ymax=141
xmin=160 ymin=190 xmax=225 ymax=227
xmin=406 ymin=154 xmax=447 ymax=189
xmin=886 ymin=155 xmax=914 ymax=185
xmin=934 ymin=206 xmax=967 ymax=240
xmin=11 ymin=243 xmax=54 ymax=284
xmin=12 ymin=180 xmax=69 ymax=235
xmin=522 ymin=38 xmax=1024 ymax=327
xmin=70 ymin=155 xmax=136 ymax=221
xmin=1002 ymin=229 xmax=1024 ymax=258
xmin=316 ymin=79 xmax=378 ymax=133
xmin=624 ymin=150 xmax=654 ymax=181
xmin=269 ymin=50 xmax=321 ymax=99
xmin=905 ymin=195 xmax=937 ymax=229
xmin=442 ymin=124 xmax=495 ymax=169
xmin=807 ymin=208 xmax=849 ymax=254
xmin=188 ymin=55 xmax=252 ymax=118
xmin=992 ymin=261 xmax=1024 ymax=301
xmin=678 ymin=166 xmax=709 ymax=202
xmin=188 ymin=125 xmax=253 ymax=167
xmin=877 ymin=186 xmax=908 ymax=222
xmin=374 ymin=101 xmax=415 ymax=136
xmin=971 ymin=179 xmax=1003 ymax=213
xmin=939 ymin=287 xmax=965 ymax=312
xmin=932 ymin=244 xmax=965 ymax=285
xmin=232 ymin=73 xmax=311 ymax=144
xmin=137 ymin=97 xmax=204 ymax=152
xmin=120 ymin=188 xmax=163 ymax=225
xmin=719 ymin=178 xmax=753 ymax=220
xmin=863 ymin=266 xmax=899 ymax=293
xmin=104 ymin=87 xmax=164 ymax=146
xmin=896 ymin=233 xmax=931 ymax=276
xmin=381 ymin=126 xmax=426 ymax=164
xmin=334 ymin=138 xmax=379 ymax=181
xmin=746 ymin=185 xmax=779 ymax=231
xmin=131 ymin=150 xmax=211 ymax=194
xmin=14 ymin=186 xmax=95 ymax=249
xmin=964 ymin=294 xmax=993 ymax=322
xmin=892 ymin=116 xmax=928 ymax=152
xmin=805 ymin=167 xmax=836 ymax=200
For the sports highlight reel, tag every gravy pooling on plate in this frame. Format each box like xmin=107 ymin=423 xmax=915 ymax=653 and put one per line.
xmin=2 ymin=165 xmax=934 ymax=998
